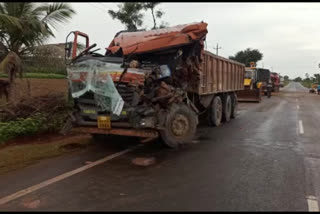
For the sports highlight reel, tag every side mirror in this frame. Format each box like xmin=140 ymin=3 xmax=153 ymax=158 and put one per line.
xmin=65 ymin=42 xmax=72 ymax=58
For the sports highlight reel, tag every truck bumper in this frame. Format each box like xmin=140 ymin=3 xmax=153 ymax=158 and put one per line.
xmin=73 ymin=127 xmax=159 ymax=138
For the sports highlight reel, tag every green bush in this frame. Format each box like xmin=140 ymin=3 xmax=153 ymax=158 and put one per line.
xmin=0 ymin=111 xmax=70 ymax=144
xmin=0 ymin=113 xmax=46 ymax=143
xmin=0 ymin=72 xmax=66 ymax=79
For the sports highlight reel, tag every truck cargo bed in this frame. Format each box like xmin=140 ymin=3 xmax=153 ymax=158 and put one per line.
xmin=195 ymin=50 xmax=245 ymax=95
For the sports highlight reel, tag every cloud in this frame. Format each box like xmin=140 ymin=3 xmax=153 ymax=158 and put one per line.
xmin=49 ymin=3 xmax=320 ymax=79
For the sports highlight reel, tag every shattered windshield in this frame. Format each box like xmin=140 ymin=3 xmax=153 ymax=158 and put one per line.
xmin=67 ymin=59 xmax=124 ymax=116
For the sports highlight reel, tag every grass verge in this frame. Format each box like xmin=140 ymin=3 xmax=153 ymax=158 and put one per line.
xmin=301 ymin=80 xmax=313 ymax=88
xmin=0 ymin=134 xmax=93 ymax=175
xmin=284 ymin=80 xmax=290 ymax=86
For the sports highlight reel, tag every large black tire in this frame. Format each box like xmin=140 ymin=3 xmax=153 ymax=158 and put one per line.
xmin=231 ymin=93 xmax=238 ymax=119
xmin=222 ymin=94 xmax=232 ymax=122
xmin=208 ymin=96 xmax=222 ymax=127
xmin=160 ymin=104 xmax=198 ymax=148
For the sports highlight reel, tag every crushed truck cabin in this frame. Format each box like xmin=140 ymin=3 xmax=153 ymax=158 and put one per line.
xmin=65 ymin=22 xmax=245 ymax=148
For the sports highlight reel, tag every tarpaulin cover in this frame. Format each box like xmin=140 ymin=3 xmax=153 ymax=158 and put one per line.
xmin=107 ymin=22 xmax=208 ymax=56
xmin=67 ymin=59 xmax=124 ymax=116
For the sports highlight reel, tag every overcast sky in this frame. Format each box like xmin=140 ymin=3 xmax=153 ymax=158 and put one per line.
xmin=48 ymin=2 xmax=320 ymax=79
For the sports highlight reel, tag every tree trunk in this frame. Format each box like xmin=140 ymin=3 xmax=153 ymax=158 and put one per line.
xmin=151 ymin=8 xmax=156 ymax=29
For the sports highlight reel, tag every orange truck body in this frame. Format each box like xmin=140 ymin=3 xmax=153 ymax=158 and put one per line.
xmin=107 ymin=22 xmax=208 ymax=56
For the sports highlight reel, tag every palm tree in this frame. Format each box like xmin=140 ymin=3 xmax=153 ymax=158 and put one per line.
xmin=0 ymin=3 xmax=75 ymax=103
xmin=0 ymin=2 xmax=76 ymax=56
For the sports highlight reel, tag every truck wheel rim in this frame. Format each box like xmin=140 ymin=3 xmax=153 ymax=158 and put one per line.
xmin=216 ymin=99 xmax=222 ymax=121
xmin=171 ymin=114 xmax=189 ymax=137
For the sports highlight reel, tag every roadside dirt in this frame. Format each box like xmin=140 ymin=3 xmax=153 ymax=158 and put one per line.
xmin=0 ymin=132 xmax=89 ymax=149
xmin=26 ymin=78 xmax=68 ymax=97
xmin=0 ymin=77 xmax=90 ymax=175
xmin=0 ymin=78 xmax=68 ymax=98
xmin=0 ymin=133 xmax=93 ymax=175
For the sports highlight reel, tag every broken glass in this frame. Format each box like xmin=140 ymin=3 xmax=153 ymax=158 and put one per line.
xmin=67 ymin=59 xmax=124 ymax=116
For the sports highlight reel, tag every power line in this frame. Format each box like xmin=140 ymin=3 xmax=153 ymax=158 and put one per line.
xmin=212 ymin=43 xmax=222 ymax=56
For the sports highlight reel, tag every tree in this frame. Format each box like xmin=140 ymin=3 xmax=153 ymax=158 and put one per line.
xmin=0 ymin=3 xmax=75 ymax=103
xmin=284 ymin=75 xmax=289 ymax=81
xmin=142 ymin=2 xmax=164 ymax=29
xmin=294 ymin=77 xmax=302 ymax=82
xmin=305 ymin=73 xmax=309 ymax=79
xmin=108 ymin=3 xmax=144 ymax=30
xmin=229 ymin=48 xmax=263 ymax=67
xmin=0 ymin=3 xmax=76 ymax=56
xmin=158 ymin=21 xmax=169 ymax=29
xmin=314 ymin=74 xmax=320 ymax=83
xmin=304 ymin=73 xmax=310 ymax=81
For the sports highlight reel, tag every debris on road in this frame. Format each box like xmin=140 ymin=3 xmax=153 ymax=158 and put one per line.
xmin=131 ymin=157 xmax=156 ymax=166
xmin=22 ymin=199 xmax=41 ymax=209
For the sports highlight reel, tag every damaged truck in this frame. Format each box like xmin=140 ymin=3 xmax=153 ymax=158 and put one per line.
xmin=65 ymin=22 xmax=245 ymax=148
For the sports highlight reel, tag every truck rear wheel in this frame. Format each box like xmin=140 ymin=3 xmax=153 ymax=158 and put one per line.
xmin=222 ymin=94 xmax=232 ymax=122
xmin=231 ymin=93 xmax=238 ymax=119
xmin=160 ymin=104 xmax=198 ymax=148
xmin=208 ymin=96 xmax=222 ymax=127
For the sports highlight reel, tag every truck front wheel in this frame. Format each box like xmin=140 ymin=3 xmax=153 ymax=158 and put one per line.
xmin=160 ymin=104 xmax=198 ymax=148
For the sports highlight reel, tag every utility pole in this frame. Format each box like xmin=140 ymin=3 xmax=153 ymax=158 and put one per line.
xmin=213 ymin=43 xmax=222 ymax=56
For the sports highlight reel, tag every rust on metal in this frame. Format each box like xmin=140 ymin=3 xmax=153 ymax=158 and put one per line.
xmin=73 ymin=127 xmax=159 ymax=138
xmin=107 ymin=22 xmax=208 ymax=56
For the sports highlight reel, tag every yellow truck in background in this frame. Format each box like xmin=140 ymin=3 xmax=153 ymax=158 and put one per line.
xmin=237 ymin=62 xmax=262 ymax=102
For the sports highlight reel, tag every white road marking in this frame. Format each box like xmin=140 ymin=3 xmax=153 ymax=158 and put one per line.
xmin=299 ymin=120 xmax=304 ymax=134
xmin=297 ymin=105 xmax=300 ymax=110
xmin=306 ymin=196 xmax=319 ymax=212
xmin=0 ymin=146 xmax=140 ymax=206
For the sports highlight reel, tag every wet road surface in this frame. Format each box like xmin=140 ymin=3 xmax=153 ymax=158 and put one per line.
xmin=0 ymin=82 xmax=320 ymax=211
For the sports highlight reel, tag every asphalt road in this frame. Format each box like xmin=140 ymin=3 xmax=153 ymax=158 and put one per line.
xmin=0 ymin=81 xmax=320 ymax=211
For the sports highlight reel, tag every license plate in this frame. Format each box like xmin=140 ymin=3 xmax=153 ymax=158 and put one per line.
xmin=97 ymin=116 xmax=111 ymax=129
